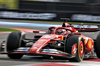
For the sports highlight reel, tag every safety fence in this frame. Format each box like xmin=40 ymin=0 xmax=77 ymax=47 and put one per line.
xmin=0 ymin=9 xmax=100 ymax=23
xmin=0 ymin=0 xmax=100 ymax=23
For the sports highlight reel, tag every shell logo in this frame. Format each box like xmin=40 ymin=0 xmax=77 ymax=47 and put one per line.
xmin=88 ymin=39 xmax=92 ymax=49
xmin=32 ymin=49 xmax=35 ymax=51
xmin=39 ymin=39 xmax=46 ymax=41
xmin=62 ymin=36 xmax=64 ymax=40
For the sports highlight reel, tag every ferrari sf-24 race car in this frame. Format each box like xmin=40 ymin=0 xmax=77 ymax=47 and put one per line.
xmin=0 ymin=20 xmax=100 ymax=62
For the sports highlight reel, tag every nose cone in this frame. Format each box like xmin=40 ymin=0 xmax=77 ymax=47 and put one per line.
xmin=29 ymin=34 xmax=56 ymax=53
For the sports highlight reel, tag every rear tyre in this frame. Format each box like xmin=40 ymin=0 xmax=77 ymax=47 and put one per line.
xmin=65 ymin=35 xmax=85 ymax=62
xmin=95 ymin=34 xmax=100 ymax=58
xmin=7 ymin=32 xmax=23 ymax=59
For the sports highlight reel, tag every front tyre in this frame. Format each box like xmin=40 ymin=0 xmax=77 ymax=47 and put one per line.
xmin=7 ymin=32 xmax=23 ymax=59
xmin=8 ymin=54 xmax=23 ymax=59
xmin=7 ymin=32 xmax=21 ymax=51
xmin=66 ymin=35 xmax=85 ymax=62
xmin=95 ymin=34 xmax=100 ymax=58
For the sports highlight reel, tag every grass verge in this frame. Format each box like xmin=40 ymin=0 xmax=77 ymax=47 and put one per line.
xmin=0 ymin=28 xmax=19 ymax=32
xmin=25 ymin=20 xmax=100 ymax=25
xmin=0 ymin=19 xmax=100 ymax=25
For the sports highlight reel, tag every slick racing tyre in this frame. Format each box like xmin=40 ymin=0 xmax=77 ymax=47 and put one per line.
xmin=95 ymin=34 xmax=100 ymax=58
xmin=7 ymin=32 xmax=24 ymax=59
xmin=65 ymin=35 xmax=85 ymax=62
xmin=7 ymin=32 xmax=21 ymax=52
xmin=8 ymin=54 xmax=23 ymax=59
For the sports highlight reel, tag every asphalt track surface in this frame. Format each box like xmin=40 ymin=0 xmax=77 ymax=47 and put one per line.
xmin=0 ymin=19 xmax=100 ymax=66
xmin=0 ymin=20 xmax=66 ymax=66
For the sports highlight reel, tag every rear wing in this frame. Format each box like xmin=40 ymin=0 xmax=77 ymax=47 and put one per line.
xmin=61 ymin=18 xmax=100 ymax=31
xmin=72 ymin=24 xmax=100 ymax=32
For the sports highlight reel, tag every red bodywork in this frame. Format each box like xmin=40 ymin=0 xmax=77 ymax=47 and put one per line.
xmin=11 ymin=22 xmax=95 ymax=58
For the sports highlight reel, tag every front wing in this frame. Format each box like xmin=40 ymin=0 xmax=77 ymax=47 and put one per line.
xmin=5 ymin=47 xmax=76 ymax=58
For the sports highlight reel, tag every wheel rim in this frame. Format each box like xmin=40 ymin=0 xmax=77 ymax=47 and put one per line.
xmin=79 ymin=41 xmax=84 ymax=57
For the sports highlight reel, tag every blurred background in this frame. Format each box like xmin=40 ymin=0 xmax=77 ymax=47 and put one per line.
xmin=0 ymin=1 xmax=100 ymax=66
xmin=0 ymin=0 xmax=100 ymax=23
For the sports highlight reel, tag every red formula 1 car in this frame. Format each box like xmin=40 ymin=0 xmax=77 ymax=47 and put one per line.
xmin=0 ymin=20 xmax=100 ymax=62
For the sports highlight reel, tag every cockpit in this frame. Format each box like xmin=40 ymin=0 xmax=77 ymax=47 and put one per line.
xmin=46 ymin=27 xmax=70 ymax=35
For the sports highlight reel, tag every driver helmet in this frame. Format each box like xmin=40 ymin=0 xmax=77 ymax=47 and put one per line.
xmin=47 ymin=28 xmax=55 ymax=34
xmin=56 ymin=29 xmax=66 ymax=35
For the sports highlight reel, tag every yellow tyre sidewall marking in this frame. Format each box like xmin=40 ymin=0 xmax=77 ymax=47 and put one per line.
xmin=78 ymin=37 xmax=84 ymax=61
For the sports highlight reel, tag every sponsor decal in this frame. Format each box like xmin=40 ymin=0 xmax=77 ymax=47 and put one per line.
xmin=42 ymin=35 xmax=53 ymax=38
xmin=15 ymin=47 xmax=30 ymax=52
xmin=84 ymin=37 xmax=88 ymax=44
xmin=42 ymin=49 xmax=59 ymax=54
xmin=72 ymin=44 xmax=77 ymax=54
xmin=72 ymin=24 xmax=98 ymax=29
xmin=39 ymin=39 xmax=46 ymax=41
